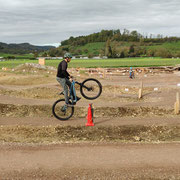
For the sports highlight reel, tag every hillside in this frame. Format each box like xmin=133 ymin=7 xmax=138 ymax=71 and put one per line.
xmin=47 ymin=29 xmax=180 ymax=58
xmin=0 ymin=42 xmax=55 ymax=54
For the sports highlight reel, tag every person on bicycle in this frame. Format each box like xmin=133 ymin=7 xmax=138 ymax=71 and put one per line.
xmin=56 ymin=52 xmax=80 ymax=108
xmin=129 ymin=67 xmax=135 ymax=79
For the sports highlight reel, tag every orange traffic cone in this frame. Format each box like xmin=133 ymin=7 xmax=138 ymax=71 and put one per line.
xmin=86 ymin=104 xmax=94 ymax=126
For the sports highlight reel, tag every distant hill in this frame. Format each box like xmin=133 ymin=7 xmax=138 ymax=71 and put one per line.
xmin=0 ymin=42 xmax=55 ymax=54
xmin=47 ymin=29 xmax=180 ymax=58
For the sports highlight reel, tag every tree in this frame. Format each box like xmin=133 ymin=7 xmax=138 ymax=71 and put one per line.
xmin=111 ymin=42 xmax=119 ymax=58
xmin=120 ymin=51 xmax=125 ymax=58
xmin=88 ymin=53 xmax=94 ymax=58
xmin=84 ymin=49 xmax=89 ymax=54
xmin=105 ymin=39 xmax=112 ymax=58
xmin=42 ymin=52 xmax=48 ymax=57
xmin=154 ymin=48 xmax=172 ymax=58
xmin=130 ymin=30 xmax=139 ymax=41
xmin=75 ymin=49 xmax=82 ymax=55
xmin=129 ymin=45 xmax=135 ymax=53
xmin=33 ymin=51 xmax=39 ymax=59
xmin=99 ymin=49 xmax=105 ymax=57
xmin=48 ymin=48 xmax=57 ymax=57
xmin=147 ymin=49 xmax=155 ymax=57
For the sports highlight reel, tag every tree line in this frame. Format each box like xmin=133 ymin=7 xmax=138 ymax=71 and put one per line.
xmin=61 ymin=29 xmax=180 ymax=46
xmin=45 ymin=29 xmax=180 ymax=58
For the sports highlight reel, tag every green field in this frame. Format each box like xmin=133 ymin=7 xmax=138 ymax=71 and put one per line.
xmin=1 ymin=57 xmax=180 ymax=69
xmin=0 ymin=53 xmax=34 ymax=59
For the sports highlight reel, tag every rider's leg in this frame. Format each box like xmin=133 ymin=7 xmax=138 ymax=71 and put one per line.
xmin=132 ymin=72 xmax=135 ymax=78
xmin=65 ymin=78 xmax=74 ymax=99
xmin=129 ymin=72 xmax=132 ymax=78
xmin=65 ymin=78 xmax=81 ymax=102
xmin=56 ymin=77 xmax=69 ymax=104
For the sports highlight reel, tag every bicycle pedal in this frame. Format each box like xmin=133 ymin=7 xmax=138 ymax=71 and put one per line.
xmin=59 ymin=92 xmax=64 ymax=95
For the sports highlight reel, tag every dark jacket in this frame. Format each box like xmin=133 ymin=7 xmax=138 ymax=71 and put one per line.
xmin=57 ymin=60 xmax=70 ymax=79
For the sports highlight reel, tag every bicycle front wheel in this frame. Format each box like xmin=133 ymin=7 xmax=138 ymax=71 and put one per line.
xmin=52 ymin=99 xmax=74 ymax=120
xmin=80 ymin=78 xmax=102 ymax=100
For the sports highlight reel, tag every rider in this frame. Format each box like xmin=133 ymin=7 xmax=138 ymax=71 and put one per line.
xmin=129 ymin=67 xmax=135 ymax=79
xmin=56 ymin=52 xmax=80 ymax=108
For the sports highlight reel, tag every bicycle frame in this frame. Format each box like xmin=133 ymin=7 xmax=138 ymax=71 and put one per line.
xmin=60 ymin=79 xmax=94 ymax=103
xmin=75 ymin=81 xmax=93 ymax=91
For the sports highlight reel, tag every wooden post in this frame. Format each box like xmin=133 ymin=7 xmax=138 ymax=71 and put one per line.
xmin=142 ymin=68 xmax=145 ymax=76
xmin=39 ymin=58 xmax=45 ymax=65
xmin=174 ymin=92 xmax=179 ymax=114
xmin=138 ymin=80 xmax=143 ymax=99
xmin=140 ymin=80 xmax=143 ymax=89
xmin=138 ymin=89 xmax=142 ymax=99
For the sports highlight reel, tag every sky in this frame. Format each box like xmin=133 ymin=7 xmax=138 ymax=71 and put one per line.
xmin=0 ymin=0 xmax=180 ymax=46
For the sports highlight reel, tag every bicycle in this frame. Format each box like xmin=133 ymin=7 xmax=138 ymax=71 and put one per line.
xmin=129 ymin=71 xmax=135 ymax=79
xmin=52 ymin=78 xmax=102 ymax=120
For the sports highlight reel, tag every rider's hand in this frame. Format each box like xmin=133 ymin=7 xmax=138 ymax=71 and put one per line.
xmin=69 ymin=76 xmax=73 ymax=80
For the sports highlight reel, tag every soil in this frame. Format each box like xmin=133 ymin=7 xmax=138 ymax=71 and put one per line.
xmin=0 ymin=64 xmax=180 ymax=179
xmin=0 ymin=143 xmax=180 ymax=179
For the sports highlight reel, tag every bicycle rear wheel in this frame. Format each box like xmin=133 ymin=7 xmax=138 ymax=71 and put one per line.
xmin=80 ymin=78 xmax=102 ymax=100
xmin=52 ymin=99 xmax=74 ymax=120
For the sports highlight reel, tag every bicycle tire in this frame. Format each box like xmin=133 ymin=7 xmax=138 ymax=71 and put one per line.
xmin=80 ymin=78 xmax=102 ymax=100
xmin=52 ymin=99 xmax=74 ymax=120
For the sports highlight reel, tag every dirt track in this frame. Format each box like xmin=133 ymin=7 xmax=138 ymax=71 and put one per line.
xmin=1 ymin=143 xmax=180 ymax=179
xmin=1 ymin=65 xmax=180 ymax=179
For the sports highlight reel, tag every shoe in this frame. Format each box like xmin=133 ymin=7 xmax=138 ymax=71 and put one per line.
xmin=76 ymin=96 xmax=81 ymax=102
xmin=71 ymin=101 xmax=76 ymax=105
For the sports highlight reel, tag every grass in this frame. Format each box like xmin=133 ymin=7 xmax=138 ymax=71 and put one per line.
xmin=1 ymin=57 xmax=180 ymax=69
xmin=39 ymin=57 xmax=180 ymax=68
xmin=73 ymin=42 xmax=105 ymax=55
xmin=0 ymin=53 xmax=34 ymax=59
xmin=67 ymin=57 xmax=180 ymax=68
xmin=0 ymin=59 xmax=38 ymax=69
xmin=146 ymin=41 xmax=180 ymax=54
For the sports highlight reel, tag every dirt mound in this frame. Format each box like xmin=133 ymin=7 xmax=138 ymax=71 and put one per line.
xmin=0 ymin=85 xmax=155 ymax=101
xmin=0 ymin=125 xmax=179 ymax=143
xmin=14 ymin=63 xmax=56 ymax=74
xmin=0 ymin=103 xmax=51 ymax=117
xmin=0 ymin=74 xmax=56 ymax=86
xmin=0 ymin=103 xmax=175 ymax=118
xmin=0 ymin=87 xmax=60 ymax=99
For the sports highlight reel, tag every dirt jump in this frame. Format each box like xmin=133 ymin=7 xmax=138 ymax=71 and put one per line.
xmin=0 ymin=63 xmax=180 ymax=179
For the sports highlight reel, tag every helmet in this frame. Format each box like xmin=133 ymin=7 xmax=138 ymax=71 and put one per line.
xmin=130 ymin=67 xmax=132 ymax=70
xmin=64 ymin=52 xmax=72 ymax=59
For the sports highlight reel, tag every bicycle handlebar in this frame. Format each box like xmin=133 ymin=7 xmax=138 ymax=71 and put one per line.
xmin=70 ymin=78 xmax=92 ymax=91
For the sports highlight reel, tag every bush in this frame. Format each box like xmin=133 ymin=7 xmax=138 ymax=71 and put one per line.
xmin=88 ymin=53 xmax=94 ymax=58
xmin=6 ymin=56 xmax=15 ymax=59
xmin=154 ymin=48 xmax=172 ymax=58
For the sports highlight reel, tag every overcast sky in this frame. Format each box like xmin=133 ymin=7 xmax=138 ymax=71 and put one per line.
xmin=0 ymin=0 xmax=180 ymax=46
